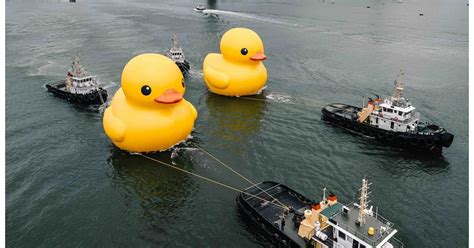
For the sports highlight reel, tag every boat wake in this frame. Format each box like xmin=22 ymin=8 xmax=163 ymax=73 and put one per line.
xmin=202 ymin=9 xmax=290 ymax=26
xmin=29 ymin=60 xmax=55 ymax=76
xmin=265 ymin=91 xmax=292 ymax=103
xmin=101 ymin=81 xmax=117 ymax=90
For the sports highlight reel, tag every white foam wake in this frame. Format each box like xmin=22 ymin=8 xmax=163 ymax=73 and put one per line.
xmin=202 ymin=9 xmax=289 ymax=25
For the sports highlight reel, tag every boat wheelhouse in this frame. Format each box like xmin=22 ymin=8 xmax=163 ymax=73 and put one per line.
xmin=46 ymin=55 xmax=107 ymax=105
xmin=167 ymin=34 xmax=190 ymax=74
xmin=237 ymin=178 xmax=403 ymax=248
xmin=321 ymin=71 xmax=453 ymax=152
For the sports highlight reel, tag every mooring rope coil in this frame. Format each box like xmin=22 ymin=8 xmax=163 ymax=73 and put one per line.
xmin=140 ymin=154 xmax=288 ymax=210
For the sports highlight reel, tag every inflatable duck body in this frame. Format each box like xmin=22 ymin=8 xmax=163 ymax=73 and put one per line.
xmin=203 ymin=28 xmax=267 ymax=96
xmin=103 ymin=53 xmax=197 ymax=153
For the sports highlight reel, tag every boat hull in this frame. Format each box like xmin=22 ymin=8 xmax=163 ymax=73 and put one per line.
xmin=46 ymin=80 xmax=108 ymax=105
xmin=321 ymin=103 xmax=454 ymax=153
xmin=176 ymin=60 xmax=190 ymax=74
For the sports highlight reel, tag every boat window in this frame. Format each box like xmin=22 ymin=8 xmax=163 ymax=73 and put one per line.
xmin=352 ymin=239 xmax=358 ymax=248
xmin=338 ymin=231 xmax=346 ymax=240
xmin=398 ymin=111 xmax=403 ymax=116
xmin=391 ymin=122 xmax=394 ymax=129
xmin=376 ymin=118 xmax=378 ymax=124
xmin=359 ymin=245 xmax=366 ymax=248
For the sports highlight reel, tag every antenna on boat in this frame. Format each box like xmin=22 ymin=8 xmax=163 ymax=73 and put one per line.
xmin=393 ymin=69 xmax=404 ymax=99
xmin=322 ymin=187 xmax=327 ymax=203
xmin=172 ymin=33 xmax=179 ymax=49
xmin=357 ymin=177 xmax=372 ymax=226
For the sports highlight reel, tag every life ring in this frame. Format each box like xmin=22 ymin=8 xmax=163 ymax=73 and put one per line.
xmin=78 ymin=94 xmax=85 ymax=102
xmin=89 ymin=93 xmax=97 ymax=101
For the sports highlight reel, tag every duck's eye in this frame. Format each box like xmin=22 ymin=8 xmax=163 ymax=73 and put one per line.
xmin=181 ymin=79 xmax=185 ymax=88
xmin=141 ymin=85 xmax=152 ymax=96
xmin=240 ymin=48 xmax=248 ymax=55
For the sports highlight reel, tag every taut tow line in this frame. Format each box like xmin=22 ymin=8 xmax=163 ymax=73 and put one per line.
xmin=139 ymin=154 xmax=288 ymax=210
xmin=193 ymin=144 xmax=289 ymax=210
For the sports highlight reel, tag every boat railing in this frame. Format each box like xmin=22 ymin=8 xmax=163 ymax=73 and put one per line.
xmin=388 ymin=236 xmax=405 ymax=248
xmin=344 ymin=202 xmax=395 ymax=228
xmin=330 ymin=203 xmax=398 ymax=247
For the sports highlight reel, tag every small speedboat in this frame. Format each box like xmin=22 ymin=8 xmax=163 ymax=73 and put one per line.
xmin=194 ymin=4 xmax=206 ymax=12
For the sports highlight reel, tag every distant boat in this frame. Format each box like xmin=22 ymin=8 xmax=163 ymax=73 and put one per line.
xmin=166 ymin=34 xmax=190 ymax=75
xmin=194 ymin=4 xmax=206 ymax=12
xmin=69 ymin=0 xmax=76 ymax=2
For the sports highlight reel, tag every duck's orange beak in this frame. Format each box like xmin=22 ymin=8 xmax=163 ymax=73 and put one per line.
xmin=154 ymin=89 xmax=183 ymax=104
xmin=250 ymin=52 xmax=266 ymax=61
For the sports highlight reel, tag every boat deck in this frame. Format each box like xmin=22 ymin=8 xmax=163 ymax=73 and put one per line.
xmin=322 ymin=203 xmax=398 ymax=247
xmin=242 ymin=182 xmax=312 ymax=247
xmin=324 ymin=103 xmax=361 ymax=120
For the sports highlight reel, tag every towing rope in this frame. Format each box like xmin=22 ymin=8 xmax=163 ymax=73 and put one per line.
xmin=193 ymin=144 xmax=289 ymax=210
xmin=139 ymin=154 xmax=289 ymax=210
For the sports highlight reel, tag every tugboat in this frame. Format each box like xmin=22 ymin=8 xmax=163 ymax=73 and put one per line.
xmin=167 ymin=34 xmax=190 ymax=74
xmin=46 ymin=55 xmax=107 ymax=105
xmin=237 ymin=178 xmax=404 ymax=248
xmin=321 ymin=71 xmax=454 ymax=153
xmin=194 ymin=4 xmax=206 ymax=12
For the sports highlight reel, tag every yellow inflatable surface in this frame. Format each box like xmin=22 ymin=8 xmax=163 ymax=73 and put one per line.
xmin=103 ymin=53 xmax=197 ymax=152
xmin=203 ymin=28 xmax=267 ymax=96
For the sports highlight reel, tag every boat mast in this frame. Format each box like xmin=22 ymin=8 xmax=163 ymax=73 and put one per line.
xmin=393 ymin=69 xmax=404 ymax=99
xmin=357 ymin=177 xmax=371 ymax=225
xmin=322 ymin=187 xmax=327 ymax=203
xmin=172 ymin=33 xmax=179 ymax=49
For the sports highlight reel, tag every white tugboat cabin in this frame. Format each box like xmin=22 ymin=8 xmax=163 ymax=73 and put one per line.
xmin=65 ymin=55 xmax=100 ymax=94
xmin=358 ymin=71 xmax=420 ymax=133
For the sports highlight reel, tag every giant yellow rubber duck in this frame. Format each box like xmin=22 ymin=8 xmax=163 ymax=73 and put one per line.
xmin=203 ymin=28 xmax=267 ymax=96
xmin=103 ymin=53 xmax=197 ymax=153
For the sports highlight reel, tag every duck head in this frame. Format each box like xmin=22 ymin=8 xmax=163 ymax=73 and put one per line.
xmin=220 ymin=28 xmax=266 ymax=64
xmin=121 ymin=53 xmax=185 ymax=108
